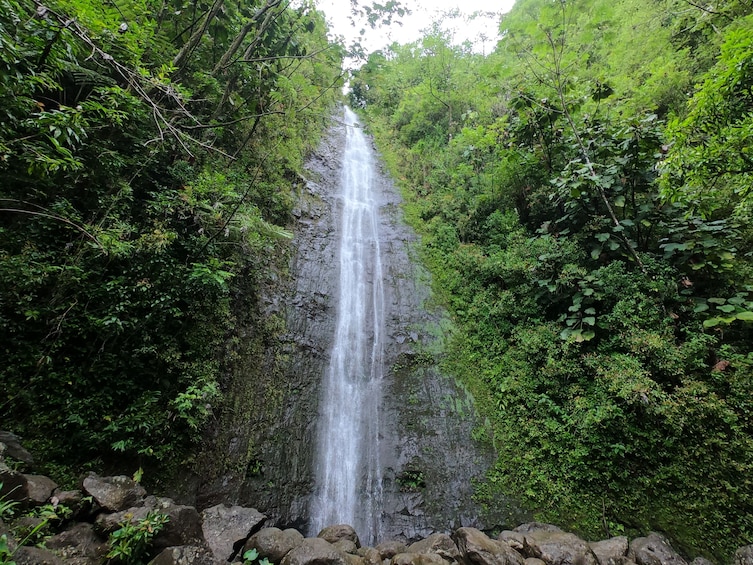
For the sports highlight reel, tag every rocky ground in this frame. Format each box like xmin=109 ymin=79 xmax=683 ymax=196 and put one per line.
xmin=1 ymin=437 xmax=752 ymax=565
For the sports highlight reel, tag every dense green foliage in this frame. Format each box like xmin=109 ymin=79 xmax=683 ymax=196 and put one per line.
xmin=352 ymin=0 xmax=753 ymax=557
xmin=0 ymin=0 xmax=342 ymax=476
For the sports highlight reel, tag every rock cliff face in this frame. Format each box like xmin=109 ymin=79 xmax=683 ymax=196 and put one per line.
xmin=180 ymin=111 xmax=522 ymax=541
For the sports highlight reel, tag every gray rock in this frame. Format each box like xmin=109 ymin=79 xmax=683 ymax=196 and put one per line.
xmin=735 ymin=546 xmax=753 ymax=565
xmin=45 ymin=522 xmax=108 ymax=564
xmin=93 ymin=495 xmax=204 ymax=550
xmin=23 ymin=474 xmax=58 ymax=505
xmin=453 ymin=527 xmax=525 ymax=565
xmin=12 ymin=546 xmax=64 ymax=565
xmin=148 ymin=545 xmax=219 ymax=565
xmin=345 ymin=554 xmax=367 ymax=565
xmin=82 ymin=474 xmax=146 ymax=512
xmin=319 ymin=524 xmax=361 ymax=548
xmin=409 ymin=533 xmax=461 ymax=562
xmin=50 ymin=489 xmax=91 ymax=520
xmin=589 ymin=538 xmax=629 ymax=565
xmin=392 ymin=552 xmax=447 ymax=565
xmin=201 ymin=503 xmax=266 ymax=561
xmin=377 ymin=541 xmax=409 ymax=560
xmin=498 ymin=532 xmax=525 ymax=553
xmin=514 ymin=526 xmax=596 ymax=565
xmin=151 ymin=498 xmax=205 ymax=550
xmin=628 ymin=534 xmax=687 ymax=565
xmin=245 ymin=527 xmax=306 ymax=562
xmin=335 ymin=539 xmax=360 ymax=554
xmin=358 ymin=546 xmax=384 ymax=565
xmin=281 ymin=537 xmax=350 ymax=565
xmin=690 ymin=558 xmax=715 ymax=565
xmin=0 ymin=432 xmax=34 ymax=464
xmin=526 ymin=559 xmax=547 ymax=565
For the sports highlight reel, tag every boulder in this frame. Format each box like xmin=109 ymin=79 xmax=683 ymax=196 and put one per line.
xmin=335 ymin=539 xmax=360 ymax=555
xmin=526 ymin=560 xmax=547 ymax=565
xmin=628 ymin=534 xmax=687 ymax=565
xmin=498 ymin=532 xmax=526 ymax=553
xmin=148 ymin=545 xmax=219 ymax=565
xmin=82 ymin=474 xmax=146 ymax=512
xmin=245 ymin=527 xmax=306 ymax=562
xmin=201 ymin=503 xmax=265 ymax=561
xmin=0 ymin=471 xmax=56 ymax=506
xmin=0 ymin=432 xmax=34 ymax=465
xmin=377 ymin=541 xmax=409 ymax=560
xmin=409 ymin=533 xmax=461 ymax=563
xmin=453 ymin=527 xmax=525 ymax=565
xmin=94 ymin=496 xmax=204 ymax=550
xmin=357 ymin=546 xmax=384 ymax=565
xmin=344 ymin=553 xmax=367 ymax=565
xmin=512 ymin=524 xmax=596 ymax=565
xmin=22 ymin=474 xmax=58 ymax=505
xmin=150 ymin=498 xmax=205 ymax=550
xmin=589 ymin=538 xmax=629 ymax=565
xmin=0 ymin=468 xmax=26 ymax=502
xmin=319 ymin=524 xmax=361 ymax=548
xmin=45 ymin=522 xmax=108 ymax=564
xmin=735 ymin=546 xmax=753 ymax=565
xmin=392 ymin=552 xmax=447 ymax=565
xmin=690 ymin=558 xmax=714 ymax=565
xmin=281 ymin=537 xmax=350 ymax=565
xmin=50 ymin=489 xmax=92 ymax=520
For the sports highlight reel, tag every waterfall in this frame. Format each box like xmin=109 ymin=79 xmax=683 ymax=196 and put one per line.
xmin=310 ymin=107 xmax=385 ymax=543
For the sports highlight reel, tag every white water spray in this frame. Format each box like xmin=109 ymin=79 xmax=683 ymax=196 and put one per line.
xmin=310 ymin=107 xmax=385 ymax=543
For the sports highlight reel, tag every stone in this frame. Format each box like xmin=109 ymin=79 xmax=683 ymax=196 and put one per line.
xmin=82 ymin=474 xmax=146 ymax=512
xmin=281 ymin=537 xmax=350 ymax=565
xmin=45 ymin=522 xmax=108 ymax=564
xmin=628 ymin=534 xmax=687 ymax=565
xmin=245 ymin=527 xmax=306 ymax=563
xmin=409 ymin=533 xmax=461 ymax=563
xmin=392 ymin=552 xmax=447 ymax=565
xmin=94 ymin=495 xmax=204 ymax=550
xmin=0 ymin=468 xmax=26 ymax=502
xmin=150 ymin=498 xmax=205 ymax=550
xmin=513 ymin=525 xmax=597 ymax=565
xmin=589 ymin=538 xmax=629 ymax=565
xmin=0 ymin=431 xmax=34 ymax=465
xmin=377 ymin=541 xmax=409 ymax=560
xmin=201 ymin=503 xmax=266 ymax=561
xmin=499 ymin=532 xmax=526 ymax=553
xmin=50 ymin=489 xmax=91 ymax=520
xmin=735 ymin=546 xmax=753 ymax=565
xmin=22 ymin=474 xmax=58 ymax=505
xmin=335 ymin=539 xmax=360 ymax=554
xmin=526 ymin=559 xmax=547 ymax=565
xmin=319 ymin=524 xmax=362 ymax=548
xmin=148 ymin=545 xmax=219 ymax=565
xmin=358 ymin=546 xmax=384 ymax=565
xmin=452 ymin=527 xmax=525 ymax=565
xmin=690 ymin=558 xmax=715 ymax=565
xmin=12 ymin=546 xmax=64 ymax=565
xmin=345 ymin=554 xmax=367 ymax=565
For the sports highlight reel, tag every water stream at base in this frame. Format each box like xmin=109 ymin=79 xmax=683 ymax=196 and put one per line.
xmin=309 ymin=107 xmax=385 ymax=543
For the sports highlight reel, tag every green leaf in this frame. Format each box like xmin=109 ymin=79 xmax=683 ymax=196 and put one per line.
xmin=735 ymin=311 xmax=753 ymax=321
xmin=717 ymin=304 xmax=736 ymax=313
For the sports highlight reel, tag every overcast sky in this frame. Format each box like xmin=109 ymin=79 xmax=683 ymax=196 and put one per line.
xmin=315 ymin=0 xmax=517 ymax=57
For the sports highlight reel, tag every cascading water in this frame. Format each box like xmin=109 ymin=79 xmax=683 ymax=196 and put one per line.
xmin=310 ymin=107 xmax=385 ymax=543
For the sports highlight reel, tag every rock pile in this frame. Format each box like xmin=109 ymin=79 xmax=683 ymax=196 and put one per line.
xmin=2 ymin=439 xmax=752 ymax=565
